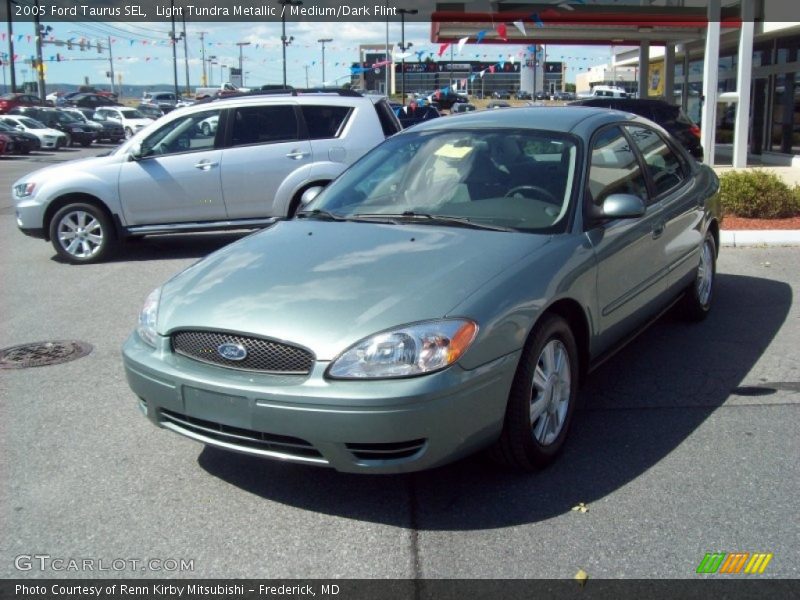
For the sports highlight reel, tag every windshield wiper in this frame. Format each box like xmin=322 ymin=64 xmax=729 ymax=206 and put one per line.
xmin=295 ymin=209 xmax=348 ymax=221
xmin=354 ymin=211 xmax=517 ymax=232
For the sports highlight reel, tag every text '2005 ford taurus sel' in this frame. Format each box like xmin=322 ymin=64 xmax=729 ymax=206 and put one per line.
xmin=123 ymin=107 xmax=720 ymax=474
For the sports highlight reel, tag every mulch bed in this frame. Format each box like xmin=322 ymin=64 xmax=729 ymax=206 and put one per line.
xmin=721 ymin=215 xmax=800 ymax=230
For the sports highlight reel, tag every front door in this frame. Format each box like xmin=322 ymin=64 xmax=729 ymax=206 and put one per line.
xmin=118 ymin=108 xmax=227 ymax=226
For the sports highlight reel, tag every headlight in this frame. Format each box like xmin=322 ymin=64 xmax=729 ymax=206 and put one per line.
xmin=137 ymin=288 xmax=161 ymax=347
xmin=327 ymin=319 xmax=478 ymax=379
xmin=13 ymin=182 xmax=36 ymax=198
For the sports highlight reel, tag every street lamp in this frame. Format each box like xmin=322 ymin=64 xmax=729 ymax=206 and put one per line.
xmin=318 ymin=38 xmax=332 ymax=88
xmin=236 ymin=41 xmax=251 ymax=87
xmin=221 ymin=64 xmax=227 ymax=83
xmin=398 ymin=8 xmax=418 ymax=105
xmin=279 ymin=0 xmax=302 ymax=88
xmin=207 ymin=55 xmax=217 ymax=86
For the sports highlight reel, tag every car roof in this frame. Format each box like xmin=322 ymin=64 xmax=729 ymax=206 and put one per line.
xmin=403 ymin=106 xmax=637 ymax=136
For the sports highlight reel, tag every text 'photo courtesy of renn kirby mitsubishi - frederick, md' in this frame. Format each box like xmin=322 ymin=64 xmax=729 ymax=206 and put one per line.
xmin=1 ymin=0 xmax=798 ymax=596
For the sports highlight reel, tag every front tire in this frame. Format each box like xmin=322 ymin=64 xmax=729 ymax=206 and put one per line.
xmin=125 ymin=127 xmax=133 ymax=139
xmin=48 ymin=203 xmax=117 ymax=264
xmin=491 ymin=314 xmax=579 ymax=471
xmin=680 ymin=231 xmax=716 ymax=321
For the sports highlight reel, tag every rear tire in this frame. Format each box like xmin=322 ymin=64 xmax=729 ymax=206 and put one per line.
xmin=48 ymin=203 xmax=117 ymax=264
xmin=680 ymin=232 xmax=716 ymax=321
xmin=490 ymin=314 xmax=579 ymax=471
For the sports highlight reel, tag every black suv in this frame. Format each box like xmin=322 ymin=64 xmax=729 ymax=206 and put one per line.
xmin=569 ymin=98 xmax=703 ymax=159
xmin=62 ymin=93 xmax=122 ymax=119
xmin=428 ymin=90 xmax=468 ymax=111
xmin=9 ymin=107 xmax=97 ymax=147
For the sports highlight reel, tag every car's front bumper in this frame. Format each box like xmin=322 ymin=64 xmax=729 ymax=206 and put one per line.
xmin=122 ymin=332 xmax=519 ymax=473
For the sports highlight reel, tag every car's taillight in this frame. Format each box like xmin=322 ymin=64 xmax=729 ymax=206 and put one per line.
xmin=690 ymin=124 xmax=701 ymax=138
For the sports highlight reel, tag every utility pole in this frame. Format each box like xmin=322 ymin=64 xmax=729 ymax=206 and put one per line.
xmin=107 ymin=36 xmax=115 ymax=96
xmin=199 ymin=32 xmax=207 ymax=86
xmin=170 ymin=0 xmax=179 ymax=98
xmin=317 ymin=38 xmax=332 ymax=88
xmin=385 ymin=0 xmax=390 ymax=95
xmin=6 ymin=0 xmax=16 ymax=92
xmin=397 ymin=8 xmax=417 ymax=105
xmin=279 ymin=0 xmax=302 ymax=88
xmin=33 ymin=1 xmax=46 ymax=100
xmin=182 ymin=14 xmax=190 ymax=95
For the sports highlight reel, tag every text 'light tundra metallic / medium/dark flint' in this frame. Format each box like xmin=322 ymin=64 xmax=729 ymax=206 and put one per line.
xmin=123 ymin=106 xmax=721 ymax=474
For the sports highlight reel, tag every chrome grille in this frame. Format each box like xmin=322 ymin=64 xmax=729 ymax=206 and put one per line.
xmin=160 ymin=409 xmax=324 ymax=461
xmin=172 ymin=330 xmax=314 ymax=374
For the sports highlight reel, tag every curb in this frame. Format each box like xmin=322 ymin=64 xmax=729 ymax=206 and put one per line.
xmin=720 ymin=230 xmax=800 ymax=247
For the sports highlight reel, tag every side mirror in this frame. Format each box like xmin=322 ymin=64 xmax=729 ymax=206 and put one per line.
xmin=300 ymin=186 xmax=324 ymax=207
xmin=128 ymin=141 xmax=143 ymax=160
xmin=600 ymin=193 xmax=646 ymax=219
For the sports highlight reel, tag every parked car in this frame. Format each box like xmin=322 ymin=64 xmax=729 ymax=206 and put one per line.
xmin=570 ymin=98 xmax=703 ymax=159
xmin=198 ymin=114 xmax=219 ymax=136
xmin=514 ymin=91 xmax=532 ymax=100
xmin=0 ymin=120 xmax=40 ymax=153
xmin=450 ymin=103 xmax=476 ymax=114
xmin=136 ymin=103 xmax=166 ymax=121
xmin=62 ymin=93 xmax=122 ymax=119
xmin=0 ymin=133 xmax=10 ymax=155
xmin=59 ymin=107 xmax=125 ymax=144
xmin=93 ymin=106 xmax=154 ymax=138
xmin=492 ymin=90 xmax=512 ymax=100
xmin=12 ymin=90 xmax=402 ymax=263
xmin=0 ymin=115 xmax=66 ymax=150
xmin=121 ymin=106 xmax=721 ymax=473
xmin=395 ymin=105 xmax=440 ymax=129
xmin=534 ymin=91 xmax=550 ymax=101
xmin=0 ymin=93 xmax=46 ymax=114
xmin=553 ymin=91 xmax=577 ymax=101
xmin=427 ymin=90 xmax=468 ymax=110
xmin=487 ymin=101 xmax=511 ymax=109
xmin=8 ymin=107 xmax=97 ymax=147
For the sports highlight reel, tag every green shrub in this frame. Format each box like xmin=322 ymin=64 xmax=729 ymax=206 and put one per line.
xmin=717 ymin=169 xmax=800 ymax=218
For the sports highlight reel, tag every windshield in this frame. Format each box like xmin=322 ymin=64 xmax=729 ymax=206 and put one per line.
xmin=305 ymin=129 xmax=578 ymax=233
xmin=54 ymin=111 xmax=79 ymax=124
xmin=120 ymin=109 xmax=145 ymax=119
xmin=64 ymin=111 xmax=88 ymax=122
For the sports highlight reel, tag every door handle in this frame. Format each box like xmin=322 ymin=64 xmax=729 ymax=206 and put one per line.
xmin=652 ymin=222 xmax=665 ymax=239
xmin=193 ymin=160 xmax=218 ymax=170
xmin=286 ymin=150 xmax=309 ymax=160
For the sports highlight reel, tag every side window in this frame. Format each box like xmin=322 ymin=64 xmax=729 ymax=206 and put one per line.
xmin=374 ymin=100 xmax=402 ymax=137
xmin=230 ymin=105 xmax=299 ymax=147
xmin=140 ymin=109 xmax=221 ymax=157
xmin=625 ymin=125 xmax=686 ymax=196
xmin=587 ymin=126 xmax=649 ymax=206
xmin=300 ymin=105 xmax=351 ymax=139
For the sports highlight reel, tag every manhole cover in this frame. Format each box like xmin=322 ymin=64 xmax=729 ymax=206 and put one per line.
xmin=0 ymin=340 xmax=93 ymax=369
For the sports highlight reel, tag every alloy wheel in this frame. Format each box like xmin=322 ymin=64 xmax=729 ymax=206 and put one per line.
xmin=529 ymin=339 xmax=572 ymax=445
xmin=56 ymin=210 xmax=104 ymax=259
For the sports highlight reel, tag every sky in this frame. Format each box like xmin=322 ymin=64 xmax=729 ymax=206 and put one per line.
xmin=1 ymin=20 xmax=618 ymax=91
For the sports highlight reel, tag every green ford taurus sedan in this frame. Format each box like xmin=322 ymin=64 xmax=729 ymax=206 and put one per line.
xmin=123 ymin=107 xmax=720 ymax=473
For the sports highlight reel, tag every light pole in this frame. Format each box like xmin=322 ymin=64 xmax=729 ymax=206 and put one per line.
xmin=279 ymin=0 xmax=302 ymax=88
xmin=7 ymin=0 xmax=17 ymax=92
xmin=169 ymin=0 xmax=180 ymax=98
xmin=398 ymin=8 xmax=417 ymax=105
xmin=318 ymin=38 xmax=332 ymax=88
xmin=207 ymin=55 xmax=217 ymax=86
xmin=221 ymin=64 xmax=227 ymax=83
xmin=236 ymin=41 xmax=251 ymax=86
xmin=304 ymin=64 xmax=309 ymax=88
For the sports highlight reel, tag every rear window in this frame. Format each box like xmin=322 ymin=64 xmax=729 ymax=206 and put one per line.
xmin=373 ymin=100 xmax=402 ymax=137
xmin=300 ymin=105 xmax=351 ymax=139
xmin=230 ymin=105 xmax=300 ymax=146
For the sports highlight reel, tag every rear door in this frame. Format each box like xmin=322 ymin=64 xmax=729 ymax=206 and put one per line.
xmin=587 ymin=125 xmax=667 ymax=350
xmin=624 ymin=124 xmax=701 ymax=295
xmin=219 ymin=103 xmax=312 ymax=219
xmin=118 ymin=107 xmax=226 ymax=225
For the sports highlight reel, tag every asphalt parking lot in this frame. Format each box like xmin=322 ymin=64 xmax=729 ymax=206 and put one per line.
xmin=0 ymin=147 xmax=798 ymax=580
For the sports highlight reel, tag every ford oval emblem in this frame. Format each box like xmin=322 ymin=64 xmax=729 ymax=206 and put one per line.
xmin=218 ymin=342 xmax=247 ymax=361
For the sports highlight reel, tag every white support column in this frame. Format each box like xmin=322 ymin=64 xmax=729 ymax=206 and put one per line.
xmin=664 ymin=43 xmax=675 ymax=103
xmin=701 ymin=0 xmax=721 ymax=166
xmin=638 ymin=41 xmax=650 ymax=98
xmin=733 ymin=0 xmax=755 ymax=168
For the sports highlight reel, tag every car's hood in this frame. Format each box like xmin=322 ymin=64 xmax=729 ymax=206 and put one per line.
xmin=158 ymin=220 xmax=551 ymax=360
xmin=124 ymin=118 xmax=154 ymax=127
xmin=16 ymin=153 xmax=119 ymax=185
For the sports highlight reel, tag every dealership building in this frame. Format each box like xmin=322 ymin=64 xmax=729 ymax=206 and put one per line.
xmin=421 ymin=0 xmax=797 ymax=168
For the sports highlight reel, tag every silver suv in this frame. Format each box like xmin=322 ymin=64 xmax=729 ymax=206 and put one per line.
xmin=12 ymin=90 xmax=402 ymax=263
